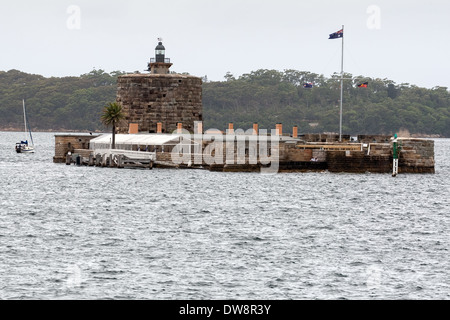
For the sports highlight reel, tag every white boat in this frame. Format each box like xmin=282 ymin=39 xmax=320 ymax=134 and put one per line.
xmin=15 ymin=99 xmax=35 ymax=154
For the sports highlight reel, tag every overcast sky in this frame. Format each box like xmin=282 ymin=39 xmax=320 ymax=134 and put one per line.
xmin=1 ymin=0 xmax=449 ymax=89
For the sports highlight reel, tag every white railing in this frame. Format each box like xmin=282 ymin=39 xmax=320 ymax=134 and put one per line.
xmin=94 ymin=149 xmax=155 ymax=161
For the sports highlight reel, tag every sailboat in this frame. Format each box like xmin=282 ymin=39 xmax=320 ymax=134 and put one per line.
xmin=15 ymin=99 xmax=35 ymax=154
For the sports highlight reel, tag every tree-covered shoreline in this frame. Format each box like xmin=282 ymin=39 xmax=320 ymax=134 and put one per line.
xmin=1 ymin=69 xmax=449 ymax=137
xmin=203 ymin=70 xmax=450 ymax=137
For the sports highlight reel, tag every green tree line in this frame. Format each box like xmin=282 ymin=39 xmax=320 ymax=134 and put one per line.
xmin=1 ymin=69 xmax=449 ymax=136
xmin=203 ymin=69 xmax=450 ymax=137
xmin=0 ymin=69 xmax=123 ymax=131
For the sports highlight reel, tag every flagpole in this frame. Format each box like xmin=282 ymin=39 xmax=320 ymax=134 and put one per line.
xmin=339 ymin=25 xmax=344 ymax=142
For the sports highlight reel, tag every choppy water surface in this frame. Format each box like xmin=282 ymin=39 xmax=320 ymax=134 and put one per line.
xmin=0 ymin=132 xmax=449 ymax=300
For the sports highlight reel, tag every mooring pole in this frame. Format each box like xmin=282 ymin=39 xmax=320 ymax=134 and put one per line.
xmin=66 ymin=152 xmax=71 ymax=165
xmin=392 ymin=133 xmax=399 ymax=177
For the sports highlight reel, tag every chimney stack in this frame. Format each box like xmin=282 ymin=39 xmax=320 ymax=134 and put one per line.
xmin=253 ymin=123 xmax=258 ymax=135
xmin=129 ymin=123 xmax=139 ymax=134
xmin=228 ymin=123 xmax=234 ymax=134
xmin=293 ymin=126 xmax=298 ymax=139
xmin=276 ymin=123 xmax=283 ymax=136
xmin=196 ymin=122 xmax=203 ymax=134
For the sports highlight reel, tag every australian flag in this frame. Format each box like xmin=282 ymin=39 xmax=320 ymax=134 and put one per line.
xmin=329 ymin=29 xmax=343 ymax=39
xmin=303 ymin=83 xmax=313 ymax=88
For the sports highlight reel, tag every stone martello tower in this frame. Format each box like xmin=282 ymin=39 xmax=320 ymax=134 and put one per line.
xmin=116 ymin=40 xmax=203 ymax=134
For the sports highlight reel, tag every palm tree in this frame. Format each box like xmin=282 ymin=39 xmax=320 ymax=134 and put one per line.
xmin=101 ymin=102 xmax=125 ymax=149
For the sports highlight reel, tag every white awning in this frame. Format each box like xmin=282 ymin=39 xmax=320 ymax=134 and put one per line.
xmin=90 ymin=134 xmax=183 ymax=150
xmin=90 ymin=133 xmax=297 ymax=151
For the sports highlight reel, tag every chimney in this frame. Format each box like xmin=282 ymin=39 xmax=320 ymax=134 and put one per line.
xmin=129 ymin=123 xmax=139 ymax=134
xmin=293 ymin=126 xmax=298 ymax=139
xmin=196 ymin=122 xmax=203 ymax=134
xmin=157 ymin=122 xmax=162 ymax=134
xmin=253 ymin=123 xmax=258 ymax=135
xmin=276 ymin=123 xmax=283 ymax=136
xmin=228 ymin=123 xmax=234 ymax=134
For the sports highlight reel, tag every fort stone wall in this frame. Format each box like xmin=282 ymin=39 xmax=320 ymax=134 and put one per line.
xmin=116 ymin=73 xmax=202 ymax=134
xmin=53 ymin=134 xmax=98 ymax=163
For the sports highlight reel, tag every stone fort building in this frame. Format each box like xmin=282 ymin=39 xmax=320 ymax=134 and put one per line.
xmin=116 ymin=40 xmax=203 ymax=134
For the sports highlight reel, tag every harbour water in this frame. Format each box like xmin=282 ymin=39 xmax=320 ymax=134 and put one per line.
xmin=0 ymin=132 xmax=449 ymax=300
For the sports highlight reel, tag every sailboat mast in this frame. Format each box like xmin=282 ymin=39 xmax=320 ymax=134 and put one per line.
xmin=23 ymin=99 xmax=27 ymax=137
xmin=339 ymin=25 xmax=344 ymax=142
